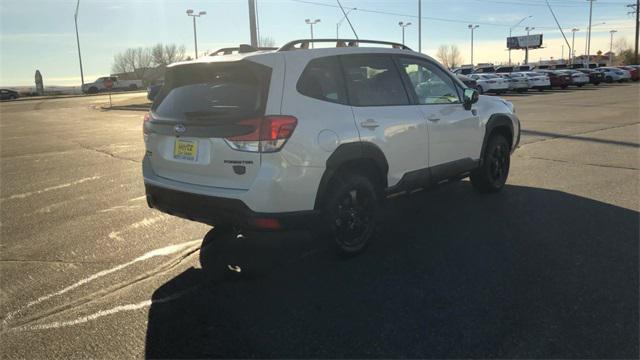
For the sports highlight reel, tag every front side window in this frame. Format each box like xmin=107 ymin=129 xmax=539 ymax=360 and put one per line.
xmin=398 ymin=57 xmax=461 ymax=105
xmin=340 ymin=55 xmax=409 ymax=106
xmin=297 ymin=56 xmax=347 ymax=104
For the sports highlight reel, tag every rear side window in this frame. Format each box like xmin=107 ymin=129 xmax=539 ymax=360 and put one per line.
xmin=153 ymin=61 xmax=271 ymax=121
xmin=297 ymin=56 xmax=347 ymax=104
xmin=340 ymin=55 xmax=409 ymax=106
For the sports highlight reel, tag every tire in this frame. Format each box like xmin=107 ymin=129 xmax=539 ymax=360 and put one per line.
xmin=129 ymin=84 xmax=138 ymax=90
xmin=577 ymin=84 xmax=584 ymax=88
xmin=470 ymin=134 xmax=511 ymax=194
xmin=538 ymin=88 xmax=544 ymax=92
xmin=561 ymin=85 xmax=568 ymax=89
xmin=88 ymin=87 xmax=99 ymax=94
xmin=606 ymin=76 xmax=613 ymax=83
xmin=320 ymin=173 xmax=380 ymax=256
xmin=478 ymin=85 xmax=485 ymax=95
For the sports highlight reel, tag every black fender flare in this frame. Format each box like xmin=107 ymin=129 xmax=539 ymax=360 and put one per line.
xmin=314 ymin=142 xmax=389 ymax=209
xmin=480 ymin=114 xmax=514 ymax=163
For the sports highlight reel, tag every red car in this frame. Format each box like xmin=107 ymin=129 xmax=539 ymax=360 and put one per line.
xmin=535 ymin=70 xmax=571 ymax=89
xmin=618 ymin=66 xmax=639 ymax=81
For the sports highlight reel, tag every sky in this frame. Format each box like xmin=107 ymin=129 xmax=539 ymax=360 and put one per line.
xmin=0 ymin=0 xmax=637 ymax=86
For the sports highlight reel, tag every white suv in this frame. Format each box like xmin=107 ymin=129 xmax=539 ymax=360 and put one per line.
xmin=143 ymin=39 xmax=520 ymax=255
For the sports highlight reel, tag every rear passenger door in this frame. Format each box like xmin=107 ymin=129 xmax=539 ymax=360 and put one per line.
xmin=340 ymin=54 xmax=429 ymax=188
xmin=396 ymin=56 xmax=483 ymax=173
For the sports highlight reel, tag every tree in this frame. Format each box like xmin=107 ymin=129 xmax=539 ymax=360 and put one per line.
xmin=151 ymin=43 xmax=186 ymax=66
xmin=259 ymin=36 xmax=276 ymax=47
xmin=436 ymin=44 xmax=463 ymax=69
xmin=111 ymin=47 xmax=152 ymax=80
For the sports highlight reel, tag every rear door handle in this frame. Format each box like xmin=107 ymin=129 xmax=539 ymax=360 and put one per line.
xmin=360 ymin=119 xmax=380 ymax=129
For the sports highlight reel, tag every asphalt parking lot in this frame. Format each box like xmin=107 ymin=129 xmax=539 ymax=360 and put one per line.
xmin=0 ymin=84 xmax=638 ymax=358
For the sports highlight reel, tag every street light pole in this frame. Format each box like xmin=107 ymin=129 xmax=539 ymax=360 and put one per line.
xmin=468 ymin=24 xmax=479 ymax=65
xmin=525 ymin=26 xmax=535 ymax=64
xmin=586 ymin=0 xmax=596 ymax=68
xmin=509 ymin=15 xmax=532 ymax=65
xmin=399 ymin=21 xmax=412 ymax=46
xmin=74 ymin=0 xmax=84 ymax=88
xmin=571 ymin=28 xmax=579 ymax=64
xmin=336 ymin=8 xmax=356 ymax=39
xmin=305 ymin=19 xmax=321 ymax=48
xmin=186 ymin=9 xmax=206 ymax=59
xmin=609 ymin=29 xmax=618 ymax=65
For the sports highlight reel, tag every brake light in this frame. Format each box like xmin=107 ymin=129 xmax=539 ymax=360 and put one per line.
xmin=225 ymin=116 xmax=298 ymax=153
xmin=143 ymin=112 xmax=151 ymax=123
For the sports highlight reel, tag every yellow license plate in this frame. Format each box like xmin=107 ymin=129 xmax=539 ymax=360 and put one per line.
xmin=174 ymin=139 xmax=198 ymax=161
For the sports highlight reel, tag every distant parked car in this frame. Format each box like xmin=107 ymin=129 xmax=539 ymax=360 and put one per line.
xmin=595 ymin=67 xmax=629 ymax=83
xmin=456 ymin=74 xmax=479 ymax=90
xmin=0 ymin=89 xmax=19 ymax=100
xmin=82 ymin=76 xmax=143 ymax=94
xmin=511 ymin=72 xmax=551 ymax=91
xmin=468 ymin=73 xmax=509 ymax=94
xmin=617 ymin=66 xmax=639 ymax=81
xmin=577 ymin=68 xmax=604 ymax=85
xmin=497 ymin=73 xmax=529 ymax=93
xmin=560 ymin=70 xmax=590 ymax=87
xmin=535 ymin=70 xmax=571 ymax=89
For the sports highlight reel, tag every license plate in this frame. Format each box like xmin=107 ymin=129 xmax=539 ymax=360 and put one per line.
xmin=174 ymin=139 xmax=198 ymax=161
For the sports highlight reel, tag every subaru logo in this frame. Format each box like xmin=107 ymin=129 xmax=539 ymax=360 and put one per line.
xmin=174 ymin=124 xmax=186 ymax=134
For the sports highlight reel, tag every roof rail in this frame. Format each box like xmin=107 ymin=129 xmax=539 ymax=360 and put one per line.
xmin=210 ymin=45 xmax=278 ymax=56
xmin=278 ymin=39 xmax=412 ymax=52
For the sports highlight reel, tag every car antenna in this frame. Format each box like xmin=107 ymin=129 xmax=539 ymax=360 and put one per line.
xmin=336 ymin=0 xmax=359 ymax=40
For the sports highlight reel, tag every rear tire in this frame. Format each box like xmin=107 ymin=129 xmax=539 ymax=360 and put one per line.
xmin=478 ymin=86 xmax=485 ymax=95
xmin=321 ymin=173 xmax=380 ymax=256
xmin=129 ymin=84 xmax=138 ymax=90
xmin=470 ymin=134 xmax=511 ymax=193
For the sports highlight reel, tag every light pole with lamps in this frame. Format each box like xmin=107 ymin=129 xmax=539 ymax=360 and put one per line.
xmin=571 ymin=28 xmax=579 ymax=64
xmin=336 ymin=8 xmax=356 ymax=39
xmin=609 ymin=29 xmax=618 ymax=65
xmin=305 ymin=19 xmax=321 ymax=48
xmin=524 ymin=26 xmax=535 ymax=64
xmin=509 ymin=15 xmax=532 ymax=65
xmin=468 ymin=24 xmax=479 ymax=65
xmin=399 ymin=21 xmax=412 ymax=46
xmin=186 ymin=9 xmax=206 ymax=59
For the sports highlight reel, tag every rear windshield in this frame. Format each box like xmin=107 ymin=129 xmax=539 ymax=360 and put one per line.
xmin=152 ymin=60 xmax=271 ymax=121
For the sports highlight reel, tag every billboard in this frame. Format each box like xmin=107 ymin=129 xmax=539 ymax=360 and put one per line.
xmin=507 ymin=34 xmax=543 ymax=50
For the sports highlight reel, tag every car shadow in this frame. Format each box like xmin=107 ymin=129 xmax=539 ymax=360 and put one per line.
xmin=145 ymin=183 xmax=639 ymax=359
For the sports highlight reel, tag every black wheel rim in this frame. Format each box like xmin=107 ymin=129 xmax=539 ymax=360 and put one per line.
xmin=489 ymin=143 xmax=509 ymax=185
xmin=331 ymin=187 xmax=375 ymax=250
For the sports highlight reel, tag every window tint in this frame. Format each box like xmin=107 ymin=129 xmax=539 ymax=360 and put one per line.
xmin=398 ymin=57 xmax=461 ymax=105
xmin=153 ymin=61 xmax=270 ymax=122
xmin=341 ymin=55 xmax=409 ymax=106
xmin=297 ymin=56 xmax=346 ymax=104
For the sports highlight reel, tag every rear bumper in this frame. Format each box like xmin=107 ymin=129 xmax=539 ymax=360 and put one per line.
xmin=145 ymin=183 xmax=319 ymax=230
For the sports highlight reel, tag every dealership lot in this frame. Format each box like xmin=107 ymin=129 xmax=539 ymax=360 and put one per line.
xmin=0 ymin=84 xmax=638 ymax=358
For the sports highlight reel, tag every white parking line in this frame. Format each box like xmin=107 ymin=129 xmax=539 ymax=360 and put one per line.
xmin=1 ymin=176 xmax=101 ymax=201
xmin=14 ymin=291 xmax=189 ymax=332
xmin=2 ymin=239 xmax=201 ymax=326
xmin=108 ymin=215 xmax=167 ymax=241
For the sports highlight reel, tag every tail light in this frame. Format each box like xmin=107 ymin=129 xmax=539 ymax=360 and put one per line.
xmin=225 ymin=116 xmax=298 ymax=153
xmin=143 ymin=112 xmax=152 ymax=140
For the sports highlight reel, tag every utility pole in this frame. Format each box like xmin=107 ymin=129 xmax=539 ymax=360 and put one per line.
xmin=609 ymin=30 xmax=618 ymax=65
xmin=562 ymin=44 xmax=565 ymax=61
xmin=525 ymin=26 xmax=535 ymax=64
xmin=629 ymin=1 xmax=639 ymax=64
xmin=336 ymin=7 xmax=356 ymax=39
xmin=418 ymin=0 xmax=422 ymax=53
xmin=74 ymin=0 xmax=84 ymax=88
xmin=468 ymin=24 xmax=479 ymax=65
xmin=305 ymin=19 xmax=321 ymax=48
xmin=248 ymin=0 xmax=258 ymax=47
xmin=399 ymin=21 xmax=412 ymax=46
xmin=186 ymin=9 xmax=206 ymax=59
xmin=586 ymin=0 xmax=596 ymax=68
xmin=571 ymin=28 xmax=579 ymax=64
xmin=509 ymin=16 xmax=532 ymax=65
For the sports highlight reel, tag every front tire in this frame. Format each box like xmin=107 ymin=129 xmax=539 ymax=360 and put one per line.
xmin=322 ymin=174 xmax=380 ymax=256
xmin=470 ymin=134 xmax=511 ymax=193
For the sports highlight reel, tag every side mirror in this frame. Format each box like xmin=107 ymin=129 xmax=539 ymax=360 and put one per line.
xmin=463 ymin=88 xmax=479 ymax=110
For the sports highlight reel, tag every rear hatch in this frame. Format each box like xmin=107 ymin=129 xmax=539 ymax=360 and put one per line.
xmin=145 ymin=60 xmax=272 ymax=189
